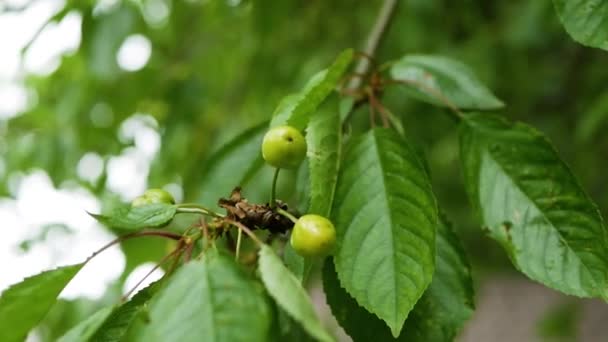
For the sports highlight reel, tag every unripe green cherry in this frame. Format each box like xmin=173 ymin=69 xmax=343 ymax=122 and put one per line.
xmin=262 ymin=125 xmax=307 ymax=169
xmin=131 ymin=195 xmax=152 ymax=207
xmin=290 ymin=214 xmax=336 ymax=257
xmin=131 ymin=188 xmax=175 ymax=207
xmin=143 ymin=188 xmax=176 ymax=204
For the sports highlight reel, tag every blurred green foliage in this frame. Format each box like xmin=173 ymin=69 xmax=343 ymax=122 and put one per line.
xmin=536 ymin=300 xmax=580 ymax=342
xmin=2 ymin=0 xmax=608 ymax=339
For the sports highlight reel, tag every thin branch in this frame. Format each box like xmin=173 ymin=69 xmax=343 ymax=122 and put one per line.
xmin=20 ymin=7 xmax=69 ymax=55
xmin=121 ymin=246 xmax=185 ymax=301
xmin=342 ymin=0 xmax=398 ymax=125
xmin=166 ymin=241 xmax=186 ymax=276
xmin=85 ymin=230 xmax=182 ymax=264
xmin=1 ymin=0 xmax=36 ymax=13
xmin=346 ymin=0 xmax=398 ymax=91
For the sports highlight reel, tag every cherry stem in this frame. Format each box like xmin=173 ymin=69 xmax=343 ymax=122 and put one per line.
xmin=121 ymin=245 xmax=185 ymax=301
xmin=270 ymin=168 xmax=281 ymax=209
xmin=225 ymin=219 xmax=263 ymax=246
xmin=275 ymin=207 xmax=298 ymax=224
xmin=184 ymin=243 xmax=195 ymax=262
xmin=235 ymin=228 xmax=243 ymax=261
xmin=339 ymin=87 xmax=366 ymax=98
xmin=181 ymin=225 xmax=199 ymax=239
xmin=166 ymin=242 xmax=186 ymax=276
xmin=367 ymin=88 xmax=377 ymax=127
xmin=375 ymin=100 xmax=404 ymax=135
xmin=176 ymin=204 xmax=224 ymax=218
xmin=199 ymin=218 xmax=210 ymax=249
xmin=368 ymin=89 xmax=389 ymax=128
xmin=86 ymin=230 xmax=182 ymax=264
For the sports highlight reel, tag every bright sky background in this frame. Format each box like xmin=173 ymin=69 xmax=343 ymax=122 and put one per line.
xmin=0 ymin=0 xmax=170 ymax=303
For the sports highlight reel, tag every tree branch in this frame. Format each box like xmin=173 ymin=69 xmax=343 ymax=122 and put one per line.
xmin=347 ymin=0 xmax=398 ymax=91
xmin=1 ymin=0 xmax=36 ymax=13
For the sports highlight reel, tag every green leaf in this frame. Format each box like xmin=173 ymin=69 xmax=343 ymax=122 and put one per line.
xmin=133 ymin=251 xmax=272 ymax=342
xmin=296 ymin=160 xmax=311 ymax=214
xmin=195 ymin=122 xmax=267 ymax=207
xmin=90 ymin=203 xmax=177 ymax=231
xmin=536 ymin=301 xmax=580 ymax=341
xmin=399 ymin=215 xmax=474 ymax=341
xmin=57 ymin=306 xmax=114 ymax=342
xmin=460 ymin=113 xmax=608 ymax=297
xmin=323 ymin=215 xmax=473 ymax=341
xmin=35 ymin=297 xmax=110 ymax=342
xmin=553 ymin=0 xmax=608 ymax=51
xmin=270 ymin=49 xmax=353 ymax=130
xmin=271 ymin=306 xmax=317 ymax=342
xmin=90 ymin=281 xmax=159 ymax=341
xmin=575 ymin=93 xmax=608 ymax=144
xmin=0 ymin=264 xmax=83 ymax=342
xmin=339 ymin=97 xmax=355 ymax=123
xmin=390 ymin=54 xmax=504 ymax=110
xmin=307 ymin=96 xmax=342 ymax=217
xmin=331 ymin=128 xmax=437 ymax=337
xmin=272 ymin=94 xmax=301 ymax=128
xmin=258 ymin=245 xmax=333 ymax=342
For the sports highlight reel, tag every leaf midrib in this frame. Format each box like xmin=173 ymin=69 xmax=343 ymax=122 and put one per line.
xmin=201 ymin=260 xmax=218 ymax=341
xmin=370 ymin=130 xmax=400 ymax=324
xmin=309 ymin=110 xmax=341 ymax=217
xmin=326 ymin=118 xmax=341 ymax=217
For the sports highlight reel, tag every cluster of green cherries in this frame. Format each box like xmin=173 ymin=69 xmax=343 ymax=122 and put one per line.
xmin=262 ymin=125 xmax=337 ymax=257
xmin=132 ymin=125 xmax=337 ymax=258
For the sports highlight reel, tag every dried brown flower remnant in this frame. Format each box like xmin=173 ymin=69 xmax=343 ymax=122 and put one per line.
xmin=218 ymin=187 xmax=297 ymax=234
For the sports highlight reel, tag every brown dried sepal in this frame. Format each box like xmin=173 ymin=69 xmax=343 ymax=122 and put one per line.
xmin=218 ymin=187 xmax=297 ymax=234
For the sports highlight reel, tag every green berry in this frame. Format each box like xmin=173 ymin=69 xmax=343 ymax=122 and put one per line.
xmin=143 ymin=188 xmax=176 ymax=204
xmin=290 ymin=214 xmax=336 ymax=257
xmin=131 ymin=195 xmax=152 ymax=207
xmin=262 ymin=125 xmax=307 ymax=169
xmin=131 ymin=188 xmax=175 ymax=207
